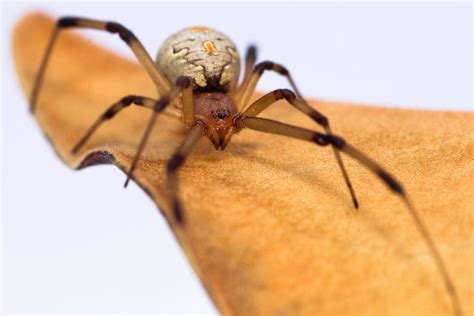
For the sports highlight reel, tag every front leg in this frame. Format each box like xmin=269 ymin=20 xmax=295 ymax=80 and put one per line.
xmin=124 ymin=77 xmax=193 ymax=187
xmin=166 ymin=123 xmax=206 ymax=224
xmin=236 ymin=60 xmax=303 ymax=110
xmin=232 ymin=45 xmax=257 ymax=101
xmin=31 ymin=16 xmax=172 ymax=113
xmin=234 ymin=58 xmax=358 ymax=207
xmin=242 ymin=88 xmax=359 ymax=208
xmin=72 ymin=95 xmax=158 ymax=154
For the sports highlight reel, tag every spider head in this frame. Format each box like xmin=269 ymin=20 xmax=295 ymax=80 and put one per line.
xmin=194 ymin=92 xmax=239 ymax=150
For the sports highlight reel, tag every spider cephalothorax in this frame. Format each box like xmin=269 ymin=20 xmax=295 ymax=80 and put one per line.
xmin=193 ymin=92 xmax=238 ymax=150
xmin=29 ymin=17 xmax=462 ymax=316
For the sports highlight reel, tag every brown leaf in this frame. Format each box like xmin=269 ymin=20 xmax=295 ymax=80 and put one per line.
xmin=13 ymin=13 xmax=473 ymax=315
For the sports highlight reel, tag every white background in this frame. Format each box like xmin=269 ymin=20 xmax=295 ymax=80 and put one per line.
xmin=1 ymin=1 xmax=472 ymax=314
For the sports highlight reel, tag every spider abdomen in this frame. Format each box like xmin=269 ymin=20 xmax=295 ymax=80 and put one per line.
xmin=156 ymin=27 xmax=240 ymax=92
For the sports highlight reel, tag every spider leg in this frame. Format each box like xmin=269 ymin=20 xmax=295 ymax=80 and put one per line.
xmin=242 ymin=88 xmax=359 ymax=208
xmin=232 ymin=45 xmax=257 ymax=100
xmin=71 ymin=95 xmax=158 ymax=154
xmin=181 ymin=79 xmax=195 ymax=127
xmin=237 ymin=115 xmax=462 ymax=316
xmin=30 ymin=16 xmax=172 ymax=113
xmin=166 ymin=123 xmax=206 ymax=224
xmin=124 ymin=77 xmax=192 ymax=187
xmin=236 ymin=60 xmax=302 ymax=110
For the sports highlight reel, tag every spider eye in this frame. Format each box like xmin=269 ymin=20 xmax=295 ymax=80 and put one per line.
xmin=214 ymin=109 xmax=229 ymax=119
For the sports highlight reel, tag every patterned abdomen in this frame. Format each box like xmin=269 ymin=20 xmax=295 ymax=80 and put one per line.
xmin=156 ymin=26 xmax=240 ymax=92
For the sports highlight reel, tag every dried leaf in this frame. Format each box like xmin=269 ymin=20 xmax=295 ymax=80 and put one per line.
xmin=13 ymin=13 xmax=473 ymax=315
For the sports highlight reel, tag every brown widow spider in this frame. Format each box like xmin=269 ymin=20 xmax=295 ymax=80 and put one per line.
xmin=30 ymin=16 xmax=462 ymax=316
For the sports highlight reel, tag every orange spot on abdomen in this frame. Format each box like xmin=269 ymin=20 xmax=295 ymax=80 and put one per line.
xmin=191 ymin=26 xmax=210 ymax=32
xmin=203 ymin=41 xmax=218 ymax=55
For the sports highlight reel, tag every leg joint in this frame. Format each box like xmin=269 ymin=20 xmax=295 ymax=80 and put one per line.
xmin=175 ymin=76 xmax=191 ymax=88
xmin=246 ymin=45 xmax=257 ymax=60
xmin=378 ymin=170 xmax=405 ymax=195
xmin=275 ymin=89 xmax=296 ymax=102
xmin=102 ymin=95 xmax=142 ymax=119
xmin=120 ymin=95 xmax=142 ymax=105
xmin=325 ymin=134 xmax=346 ymax=148
xmin=310 ymin=111 xmax=329 ymax=127
xmin=167 ymin=154 xmax=185 ymax=173
xmin=105 ymin=22 xmax=136 ymax=44
xmin=312 ymin=134 xmax=346 ymax=147
xmin=255 ymin=61 xmax=289 ymax=76
xmin=173 ymin=202 xmax=184 ymax=224
xmin=312 ymin=133 xmax=330 ymax=146
xmin=58 ymin=17 xmax=79 ymax=28
xmin=154 ymin=97 xmax=169 ymax=111
xmin=102 ymin=103 xmax=123 ymax=119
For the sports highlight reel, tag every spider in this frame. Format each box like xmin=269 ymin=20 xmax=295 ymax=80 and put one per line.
xmin=30 ymin=16 xmax=462 ymax=316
